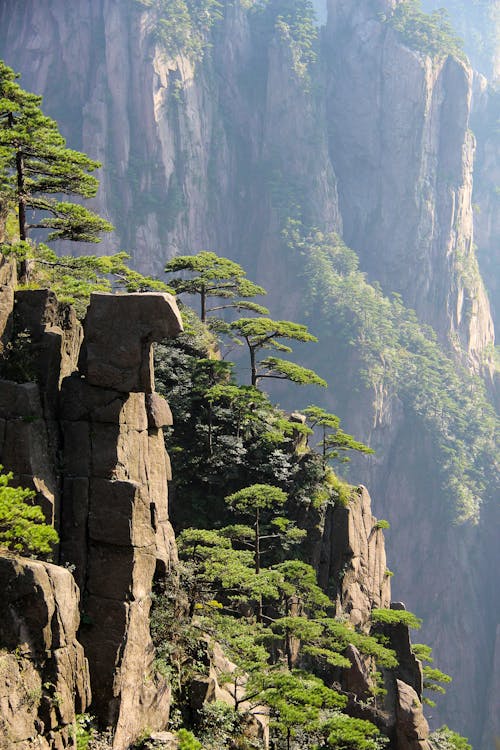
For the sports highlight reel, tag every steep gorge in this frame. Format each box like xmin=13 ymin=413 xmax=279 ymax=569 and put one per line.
xmin=0 ymin=0 xmax=498 ymax=746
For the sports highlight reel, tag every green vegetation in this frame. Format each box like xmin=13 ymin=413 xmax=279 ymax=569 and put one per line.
xmin=283 ymin=221 xmax=499 ymax=523
xmin=0 ymin=61 xmax=112 ymax=254
xmin=0 ymin=467 xmax=58 ymax=557
xmin=317 ymin=713 xmax=387 ymax=749
xmin=228 ymin=315 xmax=327 ymax=388
xmin=153 ymin=491 xmax=395 ymax=748
xmin=0 ymin=62 xmax=172 ymax=317
xmin=412 ymin=643 xmax=452 ymax=707
xmin=1 ymin=243 xmax=172 ymax=318
xmin=164 ymin=251 xmax=268 ymax=322
xmin=429 ymin=725 xmax=472 ymax=750
xmin=148 ymin=269 xmax=401 ymax=748
xmin=253 ymin=0 xmax=319 ymax=80
xmin=154 ymin=298 xmax=372 ymax=530
xmin=304 ymin=406 xmax=373 ymax=469
xmin=371 ymin=608 xmax=422 ymax=630
xmin=133 ymin=0 xmax=223 ymax=61
xmin=176 ymin=728 xmax=202 ymax=750
xmin=385 ymin=1 xmax=466 ymax=62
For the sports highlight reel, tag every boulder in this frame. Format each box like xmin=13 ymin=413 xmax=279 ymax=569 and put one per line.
xmin=395 ymin=680 xmax=432 ymax=750
xmin=0 ymin=555 xmax=90 ymax=749
xmin=79 ymin=293 xmax=182 ymax=392
xmin=146 ymin=393 xmax=173 ymax=428
xmin=0 ymin=255 xmax=16 ymax=348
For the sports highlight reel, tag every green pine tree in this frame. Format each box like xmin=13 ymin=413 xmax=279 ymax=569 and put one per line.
xmin=164 ymin=251 xmax=268 ymax=322
xmin=228 ymin=316 xmax=327 ymax=388
xmin=0 ymin=467 xmax=58 ymax=557
xmin=0 ymin=60 xmax=112 ymax=277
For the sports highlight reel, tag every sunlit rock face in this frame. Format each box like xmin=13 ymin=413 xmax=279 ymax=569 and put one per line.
xmin=0 ymin=1 xmax=497 ymax=746
xmin=0 ymin=283 xmax=183 ymax=749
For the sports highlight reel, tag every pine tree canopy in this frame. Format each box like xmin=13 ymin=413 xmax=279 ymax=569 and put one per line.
xmin=0 ymin=60 xmax=113 ymax=244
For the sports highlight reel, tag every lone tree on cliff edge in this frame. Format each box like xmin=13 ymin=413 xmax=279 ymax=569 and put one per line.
xmin=228 ymin=316 xmax=327 ymax=388
xmin=164 ymin=251 xmax=268 ymax=323
xmin=0 ymin=61 xmax=112 ymax=260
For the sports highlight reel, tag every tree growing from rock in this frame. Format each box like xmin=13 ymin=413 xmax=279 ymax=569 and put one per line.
xmin=228 ymin=316 xmax=327 ymax=388
xmin=304 ymin=405 xmax=374 ymax=469
xmin=0 ymin=467 xmax=58 ymax=557
xmin=164 ymin=251 xmax=268 ymax=322
xmin=0 ymin=61 xmax=113 ymax=248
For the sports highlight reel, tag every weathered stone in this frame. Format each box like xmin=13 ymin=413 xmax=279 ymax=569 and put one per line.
xmin=395 ymin=680 xmax=432 ymax=750
xmin=0 ymin=380 xmax=42 ymax=420
xmin=344 ymin=644 xmax=371 ymax=698
xmin=13 ymin=290 xmax=83 ymax=397
xmin=0 ymin=555 xmax=91 ymax=748
xmin=146 ymin=392 xmax=173 ymax=428
xmin=386 ymin=603 xmax=424 ymax=699
xmin=60 ymin=421 xmax=91 ymax=477
xmin=59 ymin=477 xmax=89 ymax=590
xmin=0 ymin=413 xmax=58 ymax=525
xmin=319 ymin=485 xmax=391 ymax=629
xmin=0 ymin=286 xmax=181 ymax=748
xmin=79 ymin=293 xmax=182 ymax=392
xmin=0 ymin=255 xmax=16 ymax=350
xmin=149 ymin=731 xmax=178 ymax=747
xmin=88 ymin=479 xmax=154 ymax=548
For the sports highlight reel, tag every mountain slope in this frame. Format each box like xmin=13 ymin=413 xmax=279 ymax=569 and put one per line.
xmin=0 ymin=0 xmax=498 ymax=745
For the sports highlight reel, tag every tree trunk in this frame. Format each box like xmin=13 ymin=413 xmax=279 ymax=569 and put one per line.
xmin=255 ymin=506 xmax=263 ymax=623
xmin=201 ymin=285 xmax=206 ymax=322
xmin=16 ymin=151 xmax=27 ymax=242
xmin=16 ymin=150 xmax=33 ymax=283
xmin=250 ymin=346 xmax=257 ymax=387
xmin=255 ymin=507 xmax=260 ymax=575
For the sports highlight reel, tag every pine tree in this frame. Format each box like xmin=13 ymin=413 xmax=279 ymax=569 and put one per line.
xmin=0 ymin=467 xmax=58 ymax=557
xmin=164 ymin=251 xmax=268 ymax=322
xmin=0 ymin=61 xmax=112 ymax=257
xmin=228 ymin=316 xmax=327 ymax=387
xmin=304 ymin=405 xmax=374 ymax=468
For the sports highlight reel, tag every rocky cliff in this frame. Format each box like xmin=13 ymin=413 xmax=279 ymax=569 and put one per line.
xmin=0 ymin=269 xmax=442 ymax=749
xmin=0 ymin=262 xmax=183 ymax=748
xmin=0 ymin=0 xmax=498 ymax=746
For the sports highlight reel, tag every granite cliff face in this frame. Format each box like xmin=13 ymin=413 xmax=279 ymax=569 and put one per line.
xmin=0 ymin=277 xmax=434 ymax=747
xmin=0 ymin=262 xmax=183 ymax=748
xmin=0 ymin=0 xmax=498 ymax=746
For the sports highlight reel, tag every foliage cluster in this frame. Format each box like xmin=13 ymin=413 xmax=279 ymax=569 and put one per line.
xmin=384 ymin=0 xmax=467 ymax=62
xmin=154 ymin=307 xmax=366 ymax=530
xmin=151 ymin=513 xmax=394 ymax=749
xmin=149 ymin=280 xmax=456 ymax=749
xmin=421 ymin=0 xmax=498 ymax=76
xmin=428 ymin=725 xmax=472 ymax=750
xmin=1 ymin=242 xmax=172 ymax=318
xmin=252 ymin=0 xmax=319 ymax=80
xmin=283 ymin=221 xmax=499 ymax=523
xmin=0 ymin=61 xmax=112 ymax=247
xmin=412 ymin=643 xmax=452 ymax=707
xmin=133 ymin=0 xmax=223 ymax=61
xmin=0 ymin=466 xmax=58 ymax=557
xmin=0 ymin=62 xmax=173 ymax=316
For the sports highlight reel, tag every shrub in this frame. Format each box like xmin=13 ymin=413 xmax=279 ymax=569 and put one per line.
xmin=0 ymin=467 xmax=58 ymax=557
xmin=176 ymin=728 xmax=202 ymax=750
xmin=371 ymin=608 xmax=422 ymax=630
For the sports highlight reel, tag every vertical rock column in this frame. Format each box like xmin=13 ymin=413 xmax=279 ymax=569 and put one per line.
xmin=60 ymin=292 xmax=182 ymax=750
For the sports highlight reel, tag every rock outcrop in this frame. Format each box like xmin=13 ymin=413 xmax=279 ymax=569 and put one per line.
xmin=0 ymin=556 xmax=90 ymax=750
xmin=0 ymin=285 xmax=183 ymax=749
xmin=0 ymin=1 xmax=497 ymax=745
xmin=60 ymin=293 xmax=182 ymax=748
xmin=311 ymin=485 xmax=391 ymax=629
